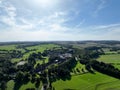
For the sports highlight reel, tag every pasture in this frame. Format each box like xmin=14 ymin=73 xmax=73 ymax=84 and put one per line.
xmin=97 ymin=54 xmax=120 ymax=63
xmin=52 ymin=72 xmax=119 ymax=90
xmin=97 ymin=54 xmax=120 ymax=69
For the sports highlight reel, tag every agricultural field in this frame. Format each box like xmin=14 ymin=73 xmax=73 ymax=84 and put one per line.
xmin=0 ymin=45 xmax=17 ymax=50
xmin=97 ymin=54 xmax=120 ymax=63
xmin=26 ymin=44 xmax=60 ymax=52
xmin=97 ymin=53 xmax=120 ymax=69
xmin=52 ymin=72 xmax=119 ymax=90
xmin=4 ymin=44 xmax=60 ymax=63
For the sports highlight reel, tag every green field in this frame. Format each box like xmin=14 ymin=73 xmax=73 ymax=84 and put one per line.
xmin=11 ymin=44 xmax=59 ymax=63
xmin=7 ymin=80 xmax=42 ymax=90
xmin=7 ymin=80 xmax=15 ymax=90
xmin=97 ymin=54 xmax=120 ymax=63
xmin=97 ymin=54 xmax=120 ymax=69
xmin=26 ymin=44 xmax=60 ymax=52
xmin=0 ymin=45 xmax=16 ymax=50
xmin=71 ymin=61 xmax=87 ymax=75
xmin=52 ymin=72 xmax=119 ymax=90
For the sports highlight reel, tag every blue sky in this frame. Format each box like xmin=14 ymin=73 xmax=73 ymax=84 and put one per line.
xmin=0 ymin=0 xmax=120 ymax=41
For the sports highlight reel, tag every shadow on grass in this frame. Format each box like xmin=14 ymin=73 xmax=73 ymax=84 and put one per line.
xmin=13 ymin=80 xmax=29 ymax=90
xmin=13 ymin=82 xmax=23 ymax=90
xmin=60 ymin=74 xmax=72 ymax=81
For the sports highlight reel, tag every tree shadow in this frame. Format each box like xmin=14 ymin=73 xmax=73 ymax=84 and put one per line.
xmin=13 ymin=82 xmax=23 ymax=90
xmin=13 ymin=80 xmax=29 ymax=90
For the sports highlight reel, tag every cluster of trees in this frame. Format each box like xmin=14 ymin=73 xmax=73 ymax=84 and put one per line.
xmin=91 ymin=60 xmax=120 ymax=78
xmin=0 ymin=55 xmax=16 ymax=89
xmin=79 ymin=47 xmax=120 ymax=79
xmin=28 ymin=52 xmax=42 ymax=66
xmin=0 ymin=50 xmax=23 ymax=59
xmin=14 ymin=71 xmax=42 ymax=89
xmin=43 ymin=48 xmax=74 ymax=64
xmin=10 ymin=50 xmax=23 ymax=58
xmin=15 ymin=71 xmax=30 ymax=83
xmin=110 ymin=47 xmax=120 ymax=52
xmin=48 ymin=57 xmax=77 ymax=82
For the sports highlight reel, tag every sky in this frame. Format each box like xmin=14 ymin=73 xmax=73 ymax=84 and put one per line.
xmin=0 ymin=0 xmax=120 ymax=41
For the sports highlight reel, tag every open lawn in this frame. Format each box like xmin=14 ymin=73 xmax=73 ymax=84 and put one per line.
xmin=52 ymin=72 xmax=119 ymax=90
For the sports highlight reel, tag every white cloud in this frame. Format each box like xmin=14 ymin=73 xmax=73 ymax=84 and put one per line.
xmin=93 ymin=0 xmax=107 ymax=17
xmin=1 ymin=23 xmax=120 ymax=41
xmin=0 ymin=0 xmax=120 ymax=41
xmin=5 ymin=4 xmax=16 ymax=17
xmin=1 ymin=16 xmax=15 ymax=26
xmin=0 ymin=1 xmax=16 ymax=27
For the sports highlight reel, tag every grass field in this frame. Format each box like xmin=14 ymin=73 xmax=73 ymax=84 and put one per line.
xmin=97 ymin=54 xmax=120 ymax=69
xmin=52 ymin=72 xmax=119 ymax=90
xmin=71 ymin=61 xmax=87 ymax=75
xmin=34 ymin=57 xmax=49 ymax=68
xmin=7 ymin=80 xmax=42 ymax=90
xmin=7 ymin=80 xmax=15 ymax=90
xmin=0 ymin=45 xmax=16 ymax=50
xmin=26 ymin=44 xmax=60 ymax=52
xmin=95 ymin=80 xmax=120 ymax=90
xmin=10 ymin=44 xmax=59 ymax=63
xmin=97 ymin=54 xmax=120 ymax=63
xmin=19 ymin=82 xmax=42 ymax=90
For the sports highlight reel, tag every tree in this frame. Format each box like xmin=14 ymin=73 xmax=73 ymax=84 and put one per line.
xmin=35 ymin=77 xmax=40 ymax=88
xmin=15 ymin=71 xmax=24 ymax=82
xmin=0 ymin=81 xmax=7 ymax=90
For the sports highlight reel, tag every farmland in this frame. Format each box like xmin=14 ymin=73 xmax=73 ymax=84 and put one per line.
xmin=97 ymin=52 xmax=120 ymax=69
xmin=0 ymin=41 xmax=120 ymax=90
xmin=97 ymin=54 xmax=120 ymax=63
xmin=52 ymin=72 xmax=119 ymax=90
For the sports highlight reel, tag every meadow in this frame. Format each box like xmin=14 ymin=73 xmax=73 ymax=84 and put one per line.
xmin=97 ymin=53 xmax=120 ymax=69
xmin=97 ymin=54 xmax=120 ymax=63
xmin=0 ymin=45 xmax=16 ymax=50
xmin=52 ymin=72 xmax=119 ymax=90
